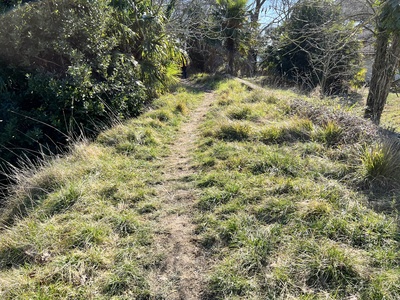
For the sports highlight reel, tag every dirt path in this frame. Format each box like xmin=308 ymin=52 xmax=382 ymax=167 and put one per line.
xmin=148 ymin=88 xmax=215 ymax=299
xmin=234 ymin=77 xmax=262 ymax=91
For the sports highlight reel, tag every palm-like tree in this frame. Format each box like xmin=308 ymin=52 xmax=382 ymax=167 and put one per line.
xmin=215 ymin=0 xmax=248 ymax=75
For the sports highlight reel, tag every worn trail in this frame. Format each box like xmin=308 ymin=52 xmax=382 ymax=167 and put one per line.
xmin=148 ymin=88 xmax=215 ymax=299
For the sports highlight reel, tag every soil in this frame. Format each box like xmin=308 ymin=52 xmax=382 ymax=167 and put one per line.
xmin=147 ymin=86 xmax=216 ymax=299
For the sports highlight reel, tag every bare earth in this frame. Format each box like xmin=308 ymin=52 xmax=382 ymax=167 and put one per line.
xmin=148 ymin=88 xmax=215 ymax=299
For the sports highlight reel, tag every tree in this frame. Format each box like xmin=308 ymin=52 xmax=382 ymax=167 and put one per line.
xmin=214 ymin=0 xmax=249 ymax=75
xmin=247 ymin=0 xmax=268 ymax=75
xmin=161 ymin=0 xmax=222 ymax=72
xmin=364 ymin=0 xmax=400 ymax=125
xmin=261 ymin=0 xmax=362 ymax=95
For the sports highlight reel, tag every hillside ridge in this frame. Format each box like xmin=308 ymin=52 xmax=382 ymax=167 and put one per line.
xmin=0 ymin=77 xmax=399 ymax=299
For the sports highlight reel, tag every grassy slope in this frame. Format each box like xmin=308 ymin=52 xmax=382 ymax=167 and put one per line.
xmin=193 ymin=80 xmax=400 ymax=299
xmin=0 ymin=85 xmax=204 ymax=299
xmin=0 ymin=76 xmax=399 ymax=299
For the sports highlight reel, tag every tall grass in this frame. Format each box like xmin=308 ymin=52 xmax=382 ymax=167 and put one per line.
xmin=359 ymin=140 xmax=400 ymax=189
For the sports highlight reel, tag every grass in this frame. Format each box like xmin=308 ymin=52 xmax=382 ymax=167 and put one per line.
xmin=193 ymin=79 xmax=400 ymax=299
xmin=0 ymin=83 xmax=204 ymax=299
xmin=359 ymin=140 xmax=400 ymax=189
xmin=0 ymin=76 xmax=399 ymax=299
xmin=382 ymin=93 xmax=400 ymax=131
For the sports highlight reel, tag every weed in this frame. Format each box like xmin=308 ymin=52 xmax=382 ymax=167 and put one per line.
xmin=315 ymin=121 xmax=343 ymax=146
xmin=359 ymin=140 xmax=400 ymax=189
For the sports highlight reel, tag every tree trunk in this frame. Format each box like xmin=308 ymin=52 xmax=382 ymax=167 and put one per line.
xmin=226 ymin=37 xmax=235 ymax=75
xmin=365 ymin=29 xmax=400 ymax=125
xmin=248 ymin=0 xmax=264 ymax=76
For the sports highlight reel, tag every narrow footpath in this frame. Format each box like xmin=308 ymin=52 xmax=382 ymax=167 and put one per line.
xmin=147 ymin=89 xmax=216 ymax=299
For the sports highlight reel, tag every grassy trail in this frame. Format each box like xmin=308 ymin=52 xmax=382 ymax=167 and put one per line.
xmin=0 ymin=76 xmax=399 ymax=299
xmin=146 ymin=89 xmax=216 ymax=299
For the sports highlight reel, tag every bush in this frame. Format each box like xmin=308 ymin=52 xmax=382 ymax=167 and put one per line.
xmin=0 ymin=0 xmax=179 ymax=176
xmin=261 ymin=0 xmax=362 ymax=95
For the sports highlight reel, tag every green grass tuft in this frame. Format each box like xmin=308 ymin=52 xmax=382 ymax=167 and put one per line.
xmin=359 ymin=140 xmax=400 ymax=189
xmin=216 ymin=122 xmax=252 ymax=141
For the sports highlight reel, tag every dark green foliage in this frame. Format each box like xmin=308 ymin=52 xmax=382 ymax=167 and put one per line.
xmin=0 ymin=0 xmax=178 ymax=174
xmin=0 ymin=0 xmax=33 ymax=13
xmin=214 ymin=0 xmax=248 ymax=75
xmin=261 ymin=0 xmax=362 ymax=95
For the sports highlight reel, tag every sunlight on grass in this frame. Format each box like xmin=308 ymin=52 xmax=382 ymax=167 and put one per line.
xmin=193 ymin=79 xmax=400 ymax=299
xmin=0 ymin=83 xmax=204 ymax=299
xmin=0 ymin=77 xmax=399 ymax=299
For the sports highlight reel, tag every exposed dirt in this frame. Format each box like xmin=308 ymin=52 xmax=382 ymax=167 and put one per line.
xmin=147 ymin=87 xmax=215 ymax=299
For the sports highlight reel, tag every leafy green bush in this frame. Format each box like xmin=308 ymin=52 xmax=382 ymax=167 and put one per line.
xmin=0 ymin=0 xmax=179 ymax=172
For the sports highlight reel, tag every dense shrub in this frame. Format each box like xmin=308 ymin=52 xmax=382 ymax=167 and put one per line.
xmin=0 ymin=0 xmax=179 ymax=169
xmin=261 ymin=0 xmax=362 ymax=95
